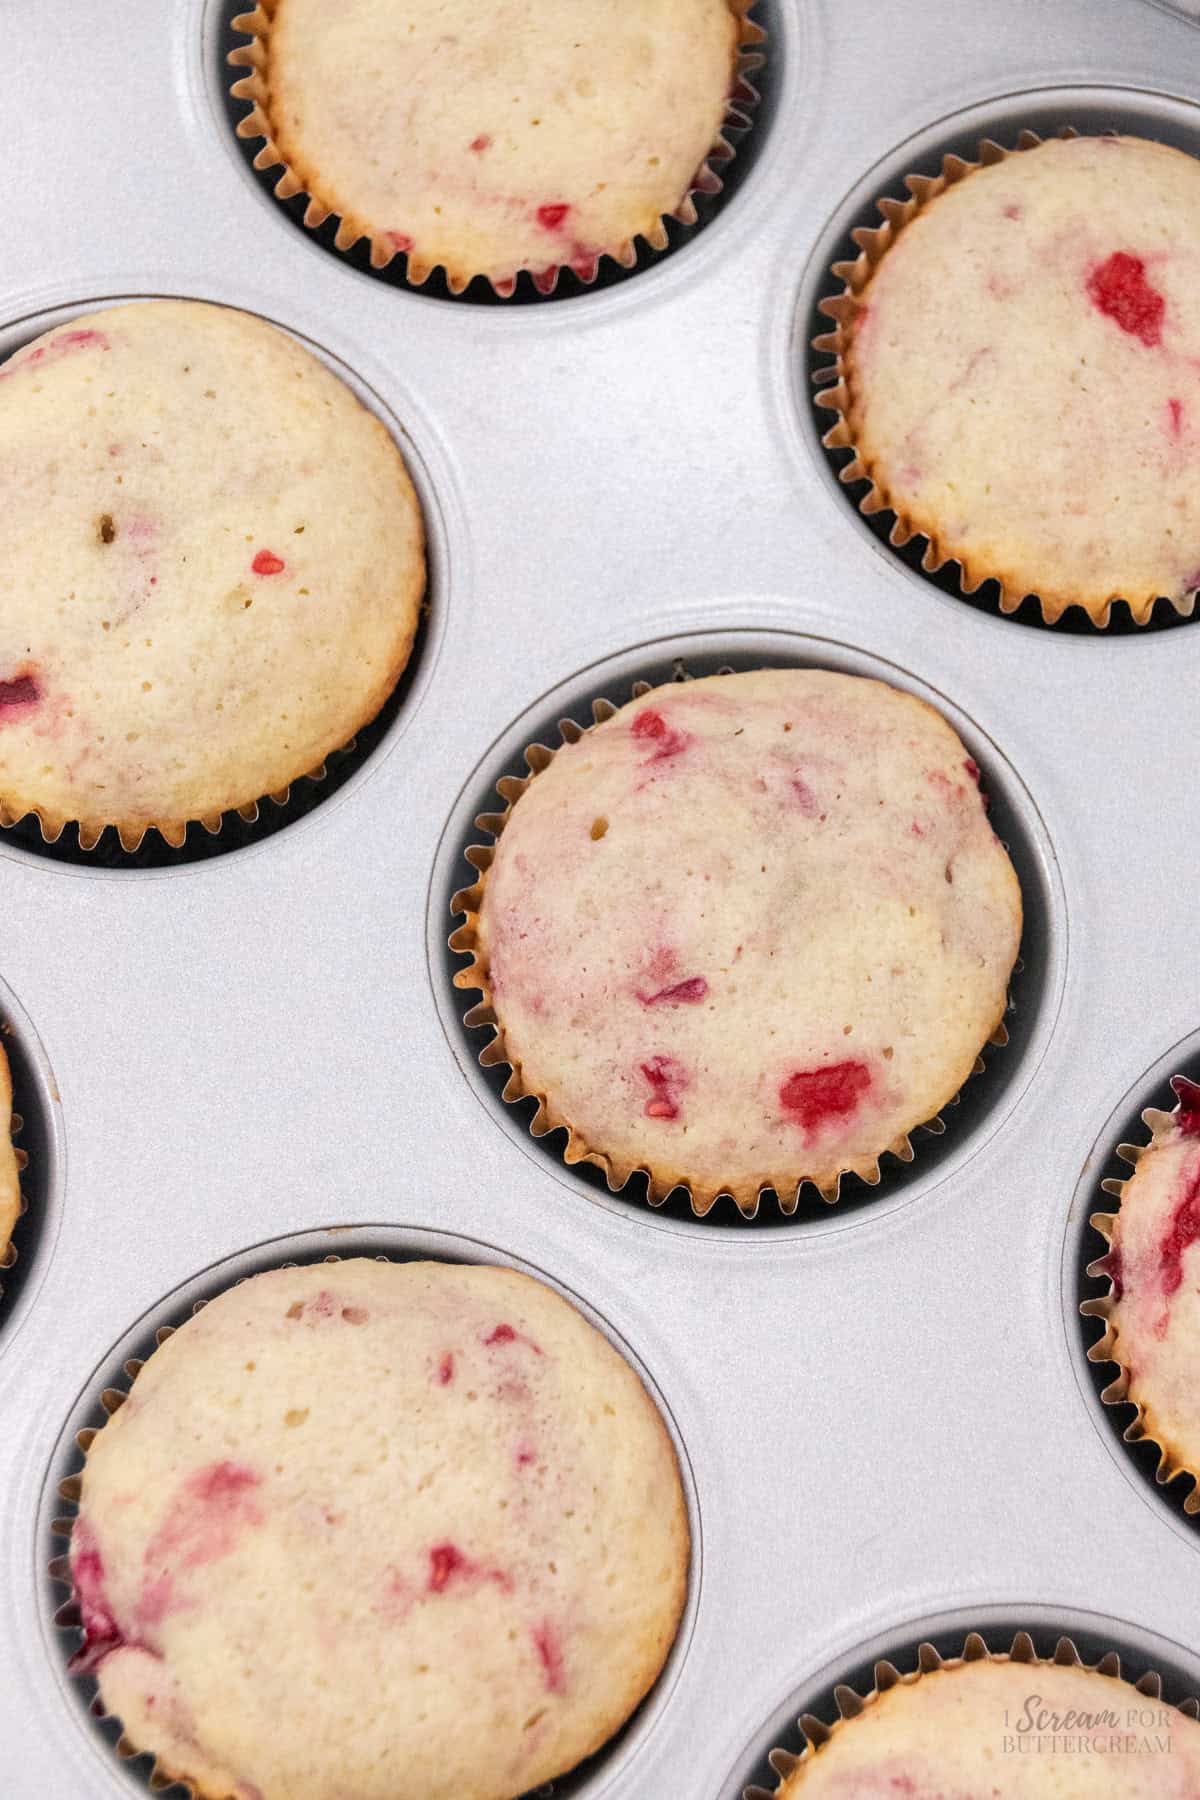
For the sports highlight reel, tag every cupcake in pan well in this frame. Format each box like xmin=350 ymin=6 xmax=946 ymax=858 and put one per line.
xmin=816 ymin=133 xmax=1200 ymax=625
xmin=755 ymin=1633 xmax=1200 ymax=1796
xmin=0 ymin=1043 xmax=20 ymax=1278
xmin=64 ymin=1259 xmax=689 ymax=1800
xmin=0 ymin=300 xmax=425 ymax=850
xmin=230 ymin=0 xmax=762 ymax=294
xmin=1086 ymin=1075 xmax=1200 ymax=1511
xmin=452 ymin=669 xmax=1022 ymax=1216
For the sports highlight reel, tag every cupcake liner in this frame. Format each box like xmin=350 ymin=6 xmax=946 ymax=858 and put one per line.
xmin=812 ymin=126 xmax=1200 ymax=630
xmin=449 ymin=674 xmax=1013 ymax=1220
xmin=0 ymin=745 xmax=345 ymax=858
xmin=745 ymin=1629 xmax=1199 ymax=1798
xmin=227 ymin=4 xmax=766 ymax=298
xmin=0 ymin=1100 xmax=29 ymax=1287
xmin=1081 ymin=1075 xmax=1200 ymax=1512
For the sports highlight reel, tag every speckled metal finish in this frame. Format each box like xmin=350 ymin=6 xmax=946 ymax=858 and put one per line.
xmin=2 ymin=2 xmax=1200 ymax=1797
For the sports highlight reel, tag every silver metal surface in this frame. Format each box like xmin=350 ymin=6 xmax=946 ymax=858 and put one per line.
xmin=2 ymin=1 xmax=1200 ymax=1796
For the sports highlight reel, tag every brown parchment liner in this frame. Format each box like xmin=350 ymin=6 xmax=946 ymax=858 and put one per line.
xmin=746 ymin=1630 xmax=1200 ymax=1798
xmin=2 ymin=738 xmax=350 ymax=857
xmin=0 ymin=1039 xmax=29 ymax=1293
xmin=813 ymin=126 xmax=1200 ymax=630
xmin=227 ymin=3 xmax=765 ymax=297
xmin=1081 ymin=1081 xmax=1200 ymax=1513
xmin=449 ymin=674 xmax=1014 ymax=1221
xmin=51 ymin=1251 xmax=687 ymax=1800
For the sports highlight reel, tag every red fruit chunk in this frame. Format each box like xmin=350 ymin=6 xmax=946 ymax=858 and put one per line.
xmin=428 ymin=1543 xmax=466 ymax=1592
xmin=1169 ymin=397 xmax=1185 ymax=438
xmin=640 ymin=1054 xmax=688 ymax=1120
xmin=0 ymin=673 xmax=40 ymax=715
xmin=1085 ymin=252 xmax=1165 ymax=348
xmin=639 ymin=976 xmax=708 ymax=1007
xmin=69 ymin=1518 xmax=124 ymax=1673
xmin=468 ymin=134 xmax=491 ymax=152
xmin=483 ymin=1322 xmax=543 ymax=1355
xmin=779 ymin=1060 xmax=872 ymax=1132
xmin=387 ymin=231 xmax=413 ymax=252
xmin=251 ymin=549 xmax=285 ymax=576
xmin=532 ymin=1620 xmax=567 ymax=1693
xmin=1159 ymin=1156 xmax=1200 ymax=1297
xmin=1172 ymin=1075 xmax=1200 ymax=1136
xmin=631 ymin=708 xmax=688 ymax=763
xmin=1099 ymin=1246 xmax=1124 ymax=1304
xmin=437 ymin=1351 xmax=455 ymax=1385
xmin=536 ymin=203 xmax=571 ymax=232
xmin=791 ymin=776 xmax=819 ymax=816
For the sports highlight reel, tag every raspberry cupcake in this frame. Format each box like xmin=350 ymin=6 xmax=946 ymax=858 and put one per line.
xmin=1086 ymin=1075 xmax=1200 ymax=1511
xmin=0 ymin=1043 xmax=20 ymax=1279
xmin=452 ymin=669 xmax=1022 ymax=1216
xmin=229 ymin=0 xmax=762 ymax=294
xmin=816 ymin=133 xmax=1200 ymax=625
xmin=63 ymin=1259 xmax=689 ymax=1800
xmin=757 ymin=1633 xmax=1200 ymax=1796
xmin=0 ymin=300 xmax=425 ymax=850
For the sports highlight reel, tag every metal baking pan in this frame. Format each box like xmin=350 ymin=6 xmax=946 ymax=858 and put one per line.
xmin=3 ymin=1 xmax=1200 ymax=1794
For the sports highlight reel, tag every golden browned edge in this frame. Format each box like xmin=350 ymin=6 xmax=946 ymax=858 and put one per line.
xmin=0 ymin=1032 xmax=25 ymax=1279
xmin=0 ymin=434 xmax=426 ymax=856
xmin=812 ymin=127 xmax=1200 ymax=631
xmin=227 ymin=1 xmax=766 ymax=296
xmin=1082 ymin=1090 xmax=1200 ymax=1513
xmin=53 ymin=1257 xmax=691 ymax=1800
xmin=449 ymin=679 xmax=1014 ymax=1221
xmin=747 ymin=1631 xmax=1200 ymax=1798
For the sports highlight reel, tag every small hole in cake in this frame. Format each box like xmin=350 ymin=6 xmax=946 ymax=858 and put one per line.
xmin=96 ymin=514 xmax=115 ymax=545
xmin=590 ymin=817 xmax=608 ymax=840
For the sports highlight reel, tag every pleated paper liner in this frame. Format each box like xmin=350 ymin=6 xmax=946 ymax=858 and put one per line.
xmin=1081 ymin=1074 xmax=1200 ymax=1518
xmin=226 ymin=3 xmax=766 ymax=301
xmin=0 ymin=1079 xmax=29 ymax=1300
xmin=49 ymin=1250 xmax=677 ymax=1800
xmin=450 ymin=673 xmax=1014 ymax=1222
xmin=812 ymin=126 xmax=1200 ymax=631
xmin=0 ymin=613 xmax=424 ymax=870
xmin=745 ymin=1629 xmax=1199 ymax=1798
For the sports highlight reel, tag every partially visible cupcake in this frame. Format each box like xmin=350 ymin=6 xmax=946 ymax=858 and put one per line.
xmin=0 ymin=1043 xmax=20 ymax=1276
xmin=762 ymin=1637 xmax=1200 ymax=1795
xmin=230 ymin=0 xmax=760 ymax=293
xmin=0 ymin=300 xmax=425 ymax=849
xmin=453 ymin=669 xmax=1022 ymax=1214
xmin=817 ymin=134 xmax=1200 ymax=624
xmin=65 ymin=1259 xmax=688 ymax=1800
xmin=1086 ymin=1074 xmax=1200 ymax=1508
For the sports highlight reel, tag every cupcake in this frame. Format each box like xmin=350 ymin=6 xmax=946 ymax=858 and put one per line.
xmin=0 ymin=1042 xmax=20 ymax=1276
xmin=0 ymin=300 xmax=425 ymax=849
xmin=816 ymin=134 xmax=1200 ymax=625
xmin=230 ymin=0 xmax=760 ymax=293
xmin=1086 ymin=1074 xmax=1200 ymax=1509
xmin=64 ymin=1259 xmax=689 ymax=1800
xmin=761 ymin=1635 xmax=1200 ymax=1795
xmin=453 ymin=669 xmax=1022 ymax=1215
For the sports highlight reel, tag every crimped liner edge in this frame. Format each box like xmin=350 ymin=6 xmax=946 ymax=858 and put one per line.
xmin=746 ymin=1630 xmax=1200 ymax=1798
xmin=812 ymin=126 xmax=1200 ymax=630
xmin=227 ymin=2 xmax=766 ymax=297
xmin=449 ymin=673 xmax=1013 ymax=1221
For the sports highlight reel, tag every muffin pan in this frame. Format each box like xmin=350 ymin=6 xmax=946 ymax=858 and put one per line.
xmin=4 ymin=1 xmax=1200 ymax=1796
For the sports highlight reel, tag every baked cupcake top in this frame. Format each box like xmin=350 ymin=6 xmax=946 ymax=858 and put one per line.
xmin=244 ymin=0 xmax=744 ymax=290
xmin=466 ymin=669 xmax=1022 ymax=1212
xmin=69 ymin=1259 xmax=688 ymax=1800
xmin=0 ymin=300 xmax=424 ymax=847
xmin=0 ymin=1044 xmax=19 ymax=1277
xmin=836 ymin=134 xmax=1200 ymax=624
xmin=1097 ymin=1076 xmax=1200 ymax=1486
xmin=773 ymin=1656 xmax=1200 ymax=1795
